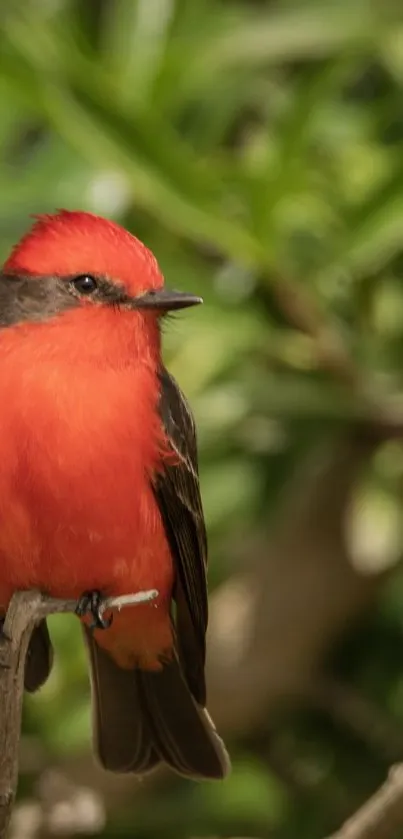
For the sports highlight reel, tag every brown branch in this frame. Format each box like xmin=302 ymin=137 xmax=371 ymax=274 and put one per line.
xmin=0 ymin=588 xmax=157 ymax=839
xmin=327 ymin=764 xmax=403 ymax=839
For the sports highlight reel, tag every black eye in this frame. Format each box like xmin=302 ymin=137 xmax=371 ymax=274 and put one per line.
xmin=71 ymin=275 xmax=98 ymax=295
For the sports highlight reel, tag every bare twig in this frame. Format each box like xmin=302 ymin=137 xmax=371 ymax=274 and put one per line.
xmin=327 ymin=764 xmax=403 ymax=839
xmin=0 ymin=588 xmax=157 ymax=839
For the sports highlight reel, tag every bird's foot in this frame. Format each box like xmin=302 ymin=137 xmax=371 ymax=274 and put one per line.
xmin=75 ymin=590 xmax=113 ymax=631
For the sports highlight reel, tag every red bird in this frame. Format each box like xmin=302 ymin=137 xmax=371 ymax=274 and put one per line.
xmin=0 ymin=210 xmax=229 ymax=779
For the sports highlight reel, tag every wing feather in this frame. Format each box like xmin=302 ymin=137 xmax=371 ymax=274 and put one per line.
xmin=153 ymin=367 xmax=208 ymax=705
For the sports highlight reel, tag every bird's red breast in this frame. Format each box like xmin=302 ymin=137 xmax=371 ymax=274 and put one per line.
xmin=0 ymin=304 xmax=174 ymax=670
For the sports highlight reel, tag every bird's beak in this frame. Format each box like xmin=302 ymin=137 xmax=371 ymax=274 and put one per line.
xmin=131 ymin=288 xmax=203 ymax=311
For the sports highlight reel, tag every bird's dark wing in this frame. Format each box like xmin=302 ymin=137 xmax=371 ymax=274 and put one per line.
xmin=87 ymin=368 xmax=229 ymax=780
xmin=153 ymin=366 xmax=208 ymax=706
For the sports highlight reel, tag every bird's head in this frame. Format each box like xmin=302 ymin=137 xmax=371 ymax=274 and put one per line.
xmin=1 ymin=210 xmax=201 ymax=360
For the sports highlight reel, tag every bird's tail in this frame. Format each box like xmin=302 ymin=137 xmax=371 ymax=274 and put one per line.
xmin=83 ymin=627 xmax=230 ymax=779
xmin=25 ymin=619 xmax=54 ymax=692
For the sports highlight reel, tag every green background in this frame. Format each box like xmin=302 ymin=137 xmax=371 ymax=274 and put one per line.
xmin=3 ymin=1 xmax=403 ymax=837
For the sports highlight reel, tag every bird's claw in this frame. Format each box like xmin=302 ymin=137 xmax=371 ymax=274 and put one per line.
xmin=75 ymin=590 xmax=113 ymax=631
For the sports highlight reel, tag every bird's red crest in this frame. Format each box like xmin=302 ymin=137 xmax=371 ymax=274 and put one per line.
xmin=4 ymin=210 xmax=164 ymax=296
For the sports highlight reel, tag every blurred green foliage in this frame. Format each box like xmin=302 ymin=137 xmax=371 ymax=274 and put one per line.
xmin=3 ymin=0 xmax=403 ymax=837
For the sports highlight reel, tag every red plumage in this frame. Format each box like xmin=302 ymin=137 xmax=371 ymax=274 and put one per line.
xmin=0 ymin=212 xmax=173 ymax=669
xmin=5 ymin=210 xmax=163 ymax=295
xmin=0 ymin=211 xmax=230 ymax=778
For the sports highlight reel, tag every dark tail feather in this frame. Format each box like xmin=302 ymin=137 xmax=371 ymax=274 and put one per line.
xmin=83 ymin=628 xmax=230 ymax=779
xmin=138 ymin=654 xmax=230 ymax=780
xmin=25 ymin=619 xmax=54 ymax=693
xmin=83 ymin=626 xmax=160 ymax=774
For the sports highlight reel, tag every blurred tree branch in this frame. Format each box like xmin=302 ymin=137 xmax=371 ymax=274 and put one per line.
xmin=327 ymin=765 xmax=403 ymax=839
xmin=270 ymin=273 xmax=403 ymax=444
xmin=206 ymin=433 xmax=385 ymax=734
xmin=271 ymin=275 xmax=360 ymax=389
